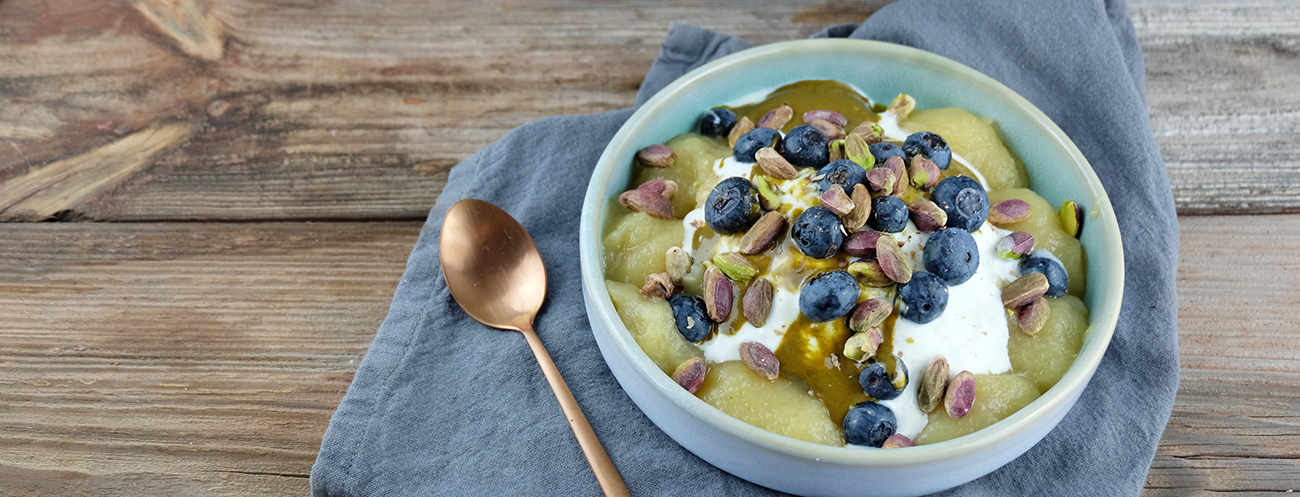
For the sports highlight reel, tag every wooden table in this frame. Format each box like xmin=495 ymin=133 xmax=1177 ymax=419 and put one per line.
xmin=1 ymin=0 xmax=1296 ymax=494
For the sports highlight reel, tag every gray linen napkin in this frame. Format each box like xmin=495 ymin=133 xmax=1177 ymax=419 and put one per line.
xmin=310 ymin=0 xmax=1179 ymax=494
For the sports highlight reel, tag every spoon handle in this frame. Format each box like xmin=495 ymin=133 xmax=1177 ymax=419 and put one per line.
xmin=520 ymin=327 xmax=632 ymax=497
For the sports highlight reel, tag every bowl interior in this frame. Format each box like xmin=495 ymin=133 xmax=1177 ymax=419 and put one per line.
xmin=580 ymin=38 xmax=1123 ymax=467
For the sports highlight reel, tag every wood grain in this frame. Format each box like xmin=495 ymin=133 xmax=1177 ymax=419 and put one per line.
xmin=1135 ymin=1 xmax=1300 ymax=215
xmin=130 ymin=0 xmax=225 ymax=61
xmin=1144 ymin=214 xmax=1300 ymax=493
xmin=0 ymin=221 xmax=423 ymax=496
xmin=0 ymin=0 xmax=1295 ymax=220
xmin=0 ymin=122 xmax=192 ymax=221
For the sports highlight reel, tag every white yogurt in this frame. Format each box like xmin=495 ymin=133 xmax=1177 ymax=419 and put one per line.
xmin=878 ymin=222 xmax=1018 ymax=437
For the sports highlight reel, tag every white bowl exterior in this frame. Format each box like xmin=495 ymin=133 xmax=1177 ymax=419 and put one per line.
xmin=579 ymin=39 xmax=1123 ymax=496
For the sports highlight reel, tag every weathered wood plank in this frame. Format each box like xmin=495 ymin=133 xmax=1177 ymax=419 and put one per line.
xmin=1142 ymin=214 xmax=1300 ymax=494
xmin=0 ymin=221 xmax=423 ymax=496
xmin=0 ymin=216 xmax=1296 ymax=493
xmin=0 ymin=0 xmax=872 ymax=221
xmin=0 ymin=0 xmax=1294 ymax=220
xmin=1134 ymin=1 xmax=1300 ymax=215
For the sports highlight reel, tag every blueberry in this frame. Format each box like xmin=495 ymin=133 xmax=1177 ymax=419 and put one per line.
xmin=923 ymin=227 xmax=980 ymax=285
xmin=792 ymin=206 xmax=845 ymax=258
xmin=798 ymin=271 xmax=859 ymax=322
xmin=931 ymin=175 xmax=989 ymax=231
xmin=817 ymin=159 xmax=867 ymax=193
xmin=703 ymin=177 xmax=762 ymax=235
xmin=858 ymin=357 xmax=909 ymax=401
xmin=867 ymin=195 xmax=909 ymax=233
xmin=897 ymin=271 xmax=949 ymax=323
xmin=699 ymin=108 xmax=737 ymax=137
xmin=669 ymin=294 xmax=713 ymax=342
xmin=733 ymin=127 xmax=782 ymax=162
xmin=869 ymin=142 xmax=906 ymax=165
xmin=778 ymin=125 xmax=830 ymax=169
xmin=902 ymin=131 xmax=952 ymax=169
xmin=1020 ymin=249 xmax=1069 ymax=297
xmin=843 ymin=401 xmax=897 ymax=447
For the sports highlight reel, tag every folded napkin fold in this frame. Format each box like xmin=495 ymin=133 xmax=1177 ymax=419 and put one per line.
xmin=311 ymin=0 xmax=1179 ymax=494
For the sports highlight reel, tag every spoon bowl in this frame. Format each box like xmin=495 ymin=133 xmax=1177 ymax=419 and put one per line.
xmin=439 ymin=199 xmax=630 ymax=497
xmin=439 ymin=199 xmax=547 ymax=331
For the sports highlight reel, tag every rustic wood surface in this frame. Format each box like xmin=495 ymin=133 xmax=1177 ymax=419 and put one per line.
xmin=0 ymin=0 xmax=1296 ymax=495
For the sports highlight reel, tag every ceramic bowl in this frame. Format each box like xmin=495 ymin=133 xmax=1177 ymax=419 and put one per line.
xmin=579 ymin=39 xmax=1123 ymax=496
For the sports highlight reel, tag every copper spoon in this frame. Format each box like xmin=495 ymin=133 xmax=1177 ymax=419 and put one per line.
xmin=439 ymin=199 xmax=630 ymax=497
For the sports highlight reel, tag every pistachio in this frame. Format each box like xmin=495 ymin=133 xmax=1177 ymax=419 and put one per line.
xmin=640 ymin=272 xmax=675 ymax=300
xmin=843 ymin=229 xmax=882 ymax=258
xmin=909 ymin=156 xmax=941 ymax=190
xmin=637 ymin=178 xmax=677 ymax=200
xmin=755 ymin=147 xmax=799 ymax=180
xmin=879 ymin=156 xmax=908 ymax=195
xmin=738 ymin=341 xmax=780 ymax=380
xmin=844 ymin=132 xmax=875 ymax=169
xmin=665 ymin=246 xmax=693 ymax=285
xmin=671 ymin=357 xmax=706 ymax=394
xmin=828 ymin=139 xmax=846 ymax=163
xmin=917 ymin=355 xmax=950 ymax=414
xmin=757 ymin=104 xmax=794 ymax=130
xmin=996 ymin=231 xmax=1035 ymax=259
xmin=820 ymin=184 xmax=855 ymax=216
xmin=1002 ymin=272 xmax=1050 ymax=309
xmin=876 ymin=233 xmax=913 ymax=284
xmin=843 ymin=328 xmax=884 ymax=361
xmin=810 ymin=119 xmax=846 ymax=140
xmin=989 ymin=199 xmax=1031 ymax=225
xmin=703 ymin=266 xmax=734 ymax=322
xmin=887 ymin=93 xmax=916 ymax=118
xmin=842 ymin=184 xmax=872 ymax=232
xmin=843 ymin=332 xmax=868 ymax=361
xmin=636 ymin=144 xmax=676 ymax=168
xmin=618 ymin=189 xmax=674 ymax=219
xmin=908 ymin=199 xmax=948 ymax=233
xmin=1016 ymin=296 xmax=1051 ymax=336
xmin=802 ymin=109 xmax=848 ymax=127
xmin=713 ymin=252 xmax=757 ymax=284
xmin=743 ymin=278 xmax=774 ymax=327
xmin=848 ymin=299 xmax=893 ymax=332
xmin=738 ymin=211 xmax=787 ymax=255
xmin=847 ymin=260 xmax=893 ymax=287
xmin=849 ymin=122 xmax=884 ymax=145
xmin=944 ymin=370 xmax=977 ymax=420
xmin=752 ymin=175 xmax=783 ymax=211
xmin=728 ymin=116 xmax=755 ymax=148
xmin=889 ymin=356 xmax=909 ymax=391
xmin=868 ymin=330 xmax=889 ymax=356
xmin=882 ymin=433 xmax=915 ymax=449
xmin=866 ymin=164 xmax=897 ymax=196
xmin=1059 ymin=200 xmax=1083 ymax=238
